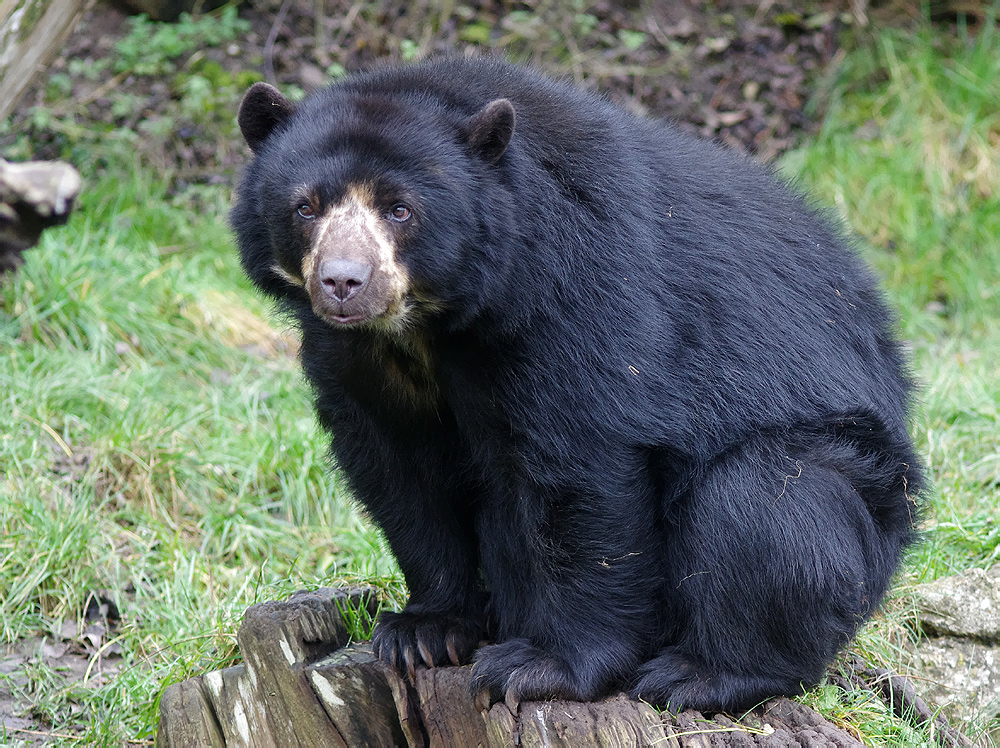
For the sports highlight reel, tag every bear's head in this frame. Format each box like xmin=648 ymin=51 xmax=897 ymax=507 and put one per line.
xmin=232 ymin=80 xmax=517 ymax=336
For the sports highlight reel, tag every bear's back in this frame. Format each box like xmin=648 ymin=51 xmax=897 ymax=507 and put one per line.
xmin=322 ymin=59 xmax=912 ymax=443
xmin=249 ymin=57 xmax=913 ymax=449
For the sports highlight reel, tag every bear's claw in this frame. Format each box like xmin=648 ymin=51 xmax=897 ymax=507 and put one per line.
xmin=372 ymin=609 xmax=483 ymax=681
xmin=470 ymin=639 xmax=596 ymax=709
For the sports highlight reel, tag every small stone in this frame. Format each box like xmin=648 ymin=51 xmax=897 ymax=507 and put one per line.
xmin=913 ymin=567 xmax=1000 ymax=640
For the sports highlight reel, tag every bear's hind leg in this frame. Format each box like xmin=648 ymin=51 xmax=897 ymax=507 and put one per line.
xmin=632 ymin=427 xmax=915 ymax=713
xmin=631 ymin=646 xmax=808 ymax=713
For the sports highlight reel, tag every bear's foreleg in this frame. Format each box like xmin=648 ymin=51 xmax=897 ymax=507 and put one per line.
xmin=470 ymin=471 xmax=663 ymax=707
xmin=366 ymin=480 xmax=486 ymax=675
xmin=324 ymin=401 xmax=486 ymax=676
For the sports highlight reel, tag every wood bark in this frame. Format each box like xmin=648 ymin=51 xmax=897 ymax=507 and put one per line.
xmin=157 ymin=588 xmax=975 ymax=748
xmin=0 ymin=0 xmax=91 ymax=122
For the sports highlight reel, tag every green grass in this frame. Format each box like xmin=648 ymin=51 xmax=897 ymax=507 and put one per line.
xmin=1 ymin=11 xmax=999 ymax=747
xmin=1 ymin=169 xmax=401 ymax=744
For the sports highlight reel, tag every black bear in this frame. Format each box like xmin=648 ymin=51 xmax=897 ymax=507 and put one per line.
xmin=230 ymin=58 xmax=921 ymax=713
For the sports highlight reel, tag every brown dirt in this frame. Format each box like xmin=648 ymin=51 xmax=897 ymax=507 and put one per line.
xmin=235 ymin=0 xmax=848 ymax=161
xmin=4 ymin=0 xmax=859 ymax=184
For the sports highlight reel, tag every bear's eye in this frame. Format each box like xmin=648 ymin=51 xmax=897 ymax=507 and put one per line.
xmin=297 ymin=204 xmax=315 ymax=219
xmin=388 ymin=204 xmax=411 ymax=222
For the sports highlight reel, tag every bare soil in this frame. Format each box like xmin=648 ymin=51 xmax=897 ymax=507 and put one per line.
xmin=1 ymin=606 xmax=122 ymax=744
xmin=5 ymin=0 xmax=860 ymax=181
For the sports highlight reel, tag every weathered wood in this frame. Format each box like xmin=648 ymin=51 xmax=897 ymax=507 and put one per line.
xmin=0 ymin=157 xmax=81 ymax=273
xmin=230 ymin=588 xmax=361 ymax=746
xmin=383 ymin=652 xmax=426 ymax=748
xmin=0 ymin=0 xmax=91 ymax=122
xmin=157 ymin=677 xmax=226 ymax=748
xmin=413 ymin=667 xmax=488 ymax=748
xmin=309 ymin=645 xmax=407 ymax=747
xmin=157 ymin=587 xmax=378 ymax=748
xmin=485 ymin=693 xmax=672 ymax=747
xmin=157 ymin=588 xmax=975 ymax=748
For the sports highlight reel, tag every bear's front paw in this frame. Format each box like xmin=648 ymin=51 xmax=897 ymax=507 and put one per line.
xmin=371 ymin=609 xmax=483 ymax=680
xmin=470 ymin=639 xmax=594 ymax=712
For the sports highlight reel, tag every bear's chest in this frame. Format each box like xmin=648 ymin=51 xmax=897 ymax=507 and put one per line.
xmin=337 ymin=330 xmax=512 ymax=444
xmin=346 ymin=333 xmax=441 ymax=414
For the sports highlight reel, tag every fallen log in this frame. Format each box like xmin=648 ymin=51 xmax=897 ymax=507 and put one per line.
xmin=0 ymin=158 xmax=82 ymax=274
xmin=156 ymin=588 xmax=974 ymax=748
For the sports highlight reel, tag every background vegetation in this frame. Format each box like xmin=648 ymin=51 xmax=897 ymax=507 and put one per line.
xmin=1 ymin=1 xmax=998 ymax=744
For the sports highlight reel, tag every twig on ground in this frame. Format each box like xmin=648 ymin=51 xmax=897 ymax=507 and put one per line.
xmin=840 ymin=655 xmax=976 ymax=748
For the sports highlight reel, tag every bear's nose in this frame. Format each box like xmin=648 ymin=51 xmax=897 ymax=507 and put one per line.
xmin=318 ymin=258 xmax=372 ymax=302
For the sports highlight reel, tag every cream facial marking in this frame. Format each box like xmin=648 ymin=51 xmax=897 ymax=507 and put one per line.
xmin=301 ymin=248 xmax=317 ymax=288
xmin=271 ymin=264 xmax=304 ymax=287
xmin=319 ymin=187 xmax=393 ymax=269
xmin=299 ymin=183 xmax=413 ymax=329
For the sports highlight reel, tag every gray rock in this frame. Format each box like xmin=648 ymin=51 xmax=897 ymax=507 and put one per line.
xmin=913 ymin=567 xmax=1000 ymax=641
xmin=912 ymin=638 xmax=1000 ymax=719
xmin=909 ymin=566 xmax=1000 ymax=742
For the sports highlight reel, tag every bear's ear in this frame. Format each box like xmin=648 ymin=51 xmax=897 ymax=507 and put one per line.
xmin=238 ymin=82 xmax=296 ymax=153
xmin=464 ymin=99 xmax=515 ymax=164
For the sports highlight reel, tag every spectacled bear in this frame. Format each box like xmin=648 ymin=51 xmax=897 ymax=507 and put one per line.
xmin=230 ymin=57 xmax=922 ymax=713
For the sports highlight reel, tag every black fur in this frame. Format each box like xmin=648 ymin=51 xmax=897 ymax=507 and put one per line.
xmin=230 ymin=58 xmax=922 ymax=713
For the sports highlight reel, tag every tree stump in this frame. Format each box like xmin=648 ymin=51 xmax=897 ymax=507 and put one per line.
xmin=156 ymin=588 xmax=973 ymax=748
xmin=0 ymin=158 xmax=82 ymax=274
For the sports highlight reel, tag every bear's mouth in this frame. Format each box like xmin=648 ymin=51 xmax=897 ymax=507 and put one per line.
xmin=329 ymin=313 xmax=366 ymax=325
xmin=308 ymin=285 xmax=381 ymax=328
xmin=311 ymin=294 xmax=414 ymax=334
xmin=314 ymin=303 xmax=392 ymax=330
